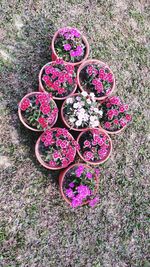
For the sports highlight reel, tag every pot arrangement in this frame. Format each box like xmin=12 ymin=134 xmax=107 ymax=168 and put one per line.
xmin=18 ymin=26 xmax=132 ymax=208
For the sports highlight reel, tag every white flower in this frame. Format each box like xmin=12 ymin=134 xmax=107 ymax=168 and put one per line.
xmin=76 ymin=96 xmax=81 ymax=101
xmin=75 ymin=120 xmax=82 ymax=127
xmin=81 ymin=91 xmax=88 ymax=97
xmin=73 ymin=102 xmax=79 ymax=109
xmin=91 ymin=120 xmax=99 ymax=127
xmin=90 ymin=92 xmax=95 ymax=98
xmin=83 ymin=113 xmax=89 ymax=121
xmin=90 ymin=115 xmax=97 ymax=122
xmin=90 ymin=92 xmax=96 ymax=101
xmin=80 ymin=108 xmax=85 ymax=114
xmin=87 ymin=99 xmax=91 ymax=104
xmin=69 ymin=117 xmax=76 ymax=123
xmin=98 ymin=110 xmax=103 ymax=116
xmin=66 ymin=97 xmax=74 ymax=104
xmin=94 ymin=108 xmax=99 ymax=113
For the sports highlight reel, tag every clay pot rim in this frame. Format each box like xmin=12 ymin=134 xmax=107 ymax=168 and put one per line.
xmin=51 ymin=27 xmax=90 ymax=66
xmin=76 ymin=127 xmax=112 ymax=165
xmin=77 ymin=59 xmax=116 ymax=100
xmin=35 ymin=127 xmax=77 ymax=170
xmin=38 ymin=61 xmax=77 ymax=100
xmin=61 ymin=93 xmax=98 ymax=132
xmin=59 ymin=162 xmax=99 ymax=206
xmin=18 ymin=91 xmax=58 ymax=132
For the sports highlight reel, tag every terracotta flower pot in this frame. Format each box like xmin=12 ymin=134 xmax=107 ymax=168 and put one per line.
xmin=77 ymin=128 xmax=112 ymax=165
xmin=61 ymin=93 xmax=102 ymax=132
xmin=38 ymin=61 xmax=77 ymax=100
xmin=18 ymin=92 xmax=58 ymax=132
xmin=35 ymin=128 xmax=77 ymax=170
xmin=59 ymin=163 xmax=99 ymax=206
xmin=77 ymin=59 xmax=115 ymax=100
xmin=99 ymin=96 xmax=131 ymax=135
xmin=51 ymin=27 xmax=90 ymax=66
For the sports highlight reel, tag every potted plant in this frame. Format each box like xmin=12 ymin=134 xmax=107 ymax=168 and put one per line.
xmin=51 ymin=27 xmax=90 ymax=66
xmin=61 ymin=92 xmax=103 ymax=131
xmin=18 ymin=92 xmax=58 ymax=131
xmin=100 ymin=96 xmax=132 ymax=134
xmin=77 ymin=59 xmax=115 ymax=100
xmin=35 ymin=128 xmax=78 ymax=170
xmin=39 ymin=59 xmax=77 ymax=100
xmin=59 ymin=163 xmax=99 ymax=208
xmin=77 ymin=128 xmax=112 ymax=165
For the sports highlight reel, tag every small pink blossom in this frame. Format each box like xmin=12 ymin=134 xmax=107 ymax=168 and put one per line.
xmin=63 ymin=43 xmax=72 ymax=51
xmin=104 ymin=122 xmax=111 ymax=129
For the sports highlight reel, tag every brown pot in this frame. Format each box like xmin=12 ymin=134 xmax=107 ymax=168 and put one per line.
xmin=38 ymin=61 xmax=77 ymax=100
xmin=77 ymin=59 xmax=115 ymax=100
xmin=51 ymin=27 xmax=90 ymax=66
xmin=18 ymin=92 xmax=58 ymax=132
xmin=59 ymin=163 xmax=99 ymax=206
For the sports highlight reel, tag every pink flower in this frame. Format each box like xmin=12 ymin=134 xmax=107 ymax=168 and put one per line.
xmin=42 ymin=75 xmax=50 ymax=82
xmin=63 ymin=43 xmax=72 ymax=51
xmin=45 ymin=66 xmax=53 ymax=75
xmin=125 ymin=114 xmax=132 ymax=121
xmin=109 ymin=96 xmax=121 ymax=106
xmin=119 ymin=106 xmax=125 ymax=113
xmin=92 ymin=79 xmax=98 ymax=85
xmin=49 ymin=160 xmax=56 ymax=167
xmin=113 ymin=109 xmax=119 ymax=116
xmin=104 ymin=122 xmax=111 ymax=129
xmin=124 ymin=104 xmax=129 ymax=111
xmin=84 ymin=151 xmax=94 ymax=161
xmin=40 ymin=105 xmax=51 ymax=115
xmin=62 ymin=158 xmax=69 ymax=167
xmin=107 ymin=110 xmax=114 ymax=119
xmin=113 ymin=119 xmax=119 ymax=125
xmin=120 ymin=119 xmax=127 ymax=127
xmin=53 ymin=151 xmax=60 ymax=159
xmin=69 ymin=182 xmax=75 ymax=188
xmin=84 ymin=140 xmax=91 ymax=148
xmin=38 ymin=117 xmax=47 ymax=128
xmin=87 ymin=66 xmax=93 ymax=76
xmin=55 ymin=58 xmax=64 ymax=64
xmin=106 ymin=102 xmax=112 ymax=108
xmin=20 ymin=98 xmax=30 ymax=111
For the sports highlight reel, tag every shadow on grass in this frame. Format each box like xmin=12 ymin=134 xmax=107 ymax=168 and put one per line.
xmin=1 ymin=15 xmax=63 ymax=184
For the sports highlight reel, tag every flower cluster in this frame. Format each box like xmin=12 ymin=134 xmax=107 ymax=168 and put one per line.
xmin=79 ymin=63 xmax=114 ymax=98
xmin=20 ymin=93 xmax=58 ymax=130
xmin=78 ymin=129 xmax=111 ymax=163
xmin=63 ymin=91 xmax=103 ymax=129
xmin=63 ymin=164 xmax=99 ymax=208
xmin=39 ymin=128 xmax=78 ymax=168
xmin=100 ymin=96 xmax=132 ymax=131
xmin=54 ymin=28 xmax=85 ymax=63
xmin=41 ymin=59 xmax=77 ymax=98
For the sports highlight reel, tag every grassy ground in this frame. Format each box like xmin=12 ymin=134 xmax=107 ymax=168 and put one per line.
xmin=0 ymin=0 xmax=149 ymax=266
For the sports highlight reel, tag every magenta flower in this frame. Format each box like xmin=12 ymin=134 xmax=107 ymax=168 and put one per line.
xmin=113 ymin=119 xmax=119 ymax=125
xmin=84 ymin=140 xmax=91 ymax=148
xmin=125 ymin=114 xmax=132 ymax=121
xmin=70 ymin=50 xmax=76 ymax=57
xmin=20 ymin=98 xmax=31 ymax=111
xmin=77 ymin=185 xmax=91 ymax=198
xmin=66 ymin=188 xmax=74 ymax=198
xmin=69 ymin=182 xmax=75 ymax=188
xmin=119 ymin=106 xmax=125 ymax=113
xmin=89 ymin=196 xmax=99 ymax=207
xmin=86 ymin=172 xmax=93 ymax=179
xmin=71 ymin=195 xmax=82 ymax=208
xmin=84 ymin=151 xmax=94 ymax=161
xmin=63 ymin=43 xmax=72 ymax=51
xmin=104 ymin=122 xmax=111 ymax=129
